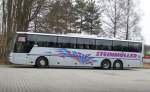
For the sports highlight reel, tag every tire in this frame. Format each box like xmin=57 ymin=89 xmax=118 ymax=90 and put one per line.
xmin=35 ymin=57 xmax=48 ymax=68
xmin=101 ymin=59 xmax=111 ymax=69
xmin=113 ymin=60 xmax=123 ymax=70
xmin=93 ymin=67 xmax=100 ymax=69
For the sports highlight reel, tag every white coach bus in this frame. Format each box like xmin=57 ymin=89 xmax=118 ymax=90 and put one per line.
xmin=9 ymin=32 xmax=144 ymax=69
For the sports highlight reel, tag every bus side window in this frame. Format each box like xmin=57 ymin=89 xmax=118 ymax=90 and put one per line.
xmin=37 ymin=42 xmax=48 ymax=47
xmin=77 ymin=38 xmax=89 ymax=49
xmin=89 ymin=39 xmax=96 ymax=50
xmin=96 ymin=40 xmax=112 ymax=50
xmin=57 ymin=36 xmax=76 ymax=48
xmin=129 ymin=42 xmax=142 ymax=52
xmin=113 ymin=41 xmax=128 ymax=52
xmin=36 ymin=35 xmax=58 ymax=48
xmin=57 ymin=42 xmax=62 ymax=48
xmin=48 ymin=36 xmax=57 ymax=48
xmin=25 ymin=41 xmax=35 ymax=53
xmin=36 ymin=35 xmax=49 ymax=47
xmin=48 ymin=42 xmax=57 ymax=48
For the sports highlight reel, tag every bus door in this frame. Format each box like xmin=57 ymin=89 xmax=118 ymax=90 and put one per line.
xmin=13 ymin=35 xmax=35 ymax=64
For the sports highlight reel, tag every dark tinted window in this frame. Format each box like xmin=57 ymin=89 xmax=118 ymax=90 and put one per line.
xmin=14 ymin=42 xmax=26 ymax=53
xmin=47 ymin=36 xmax=57 ymax=47
xmin=27 ymin=34 xmax=36 ymax=41
xmin=113 ymin=41 xmax=129 ymax=51
xmin=96 ymin=40 xmax=112 ymax=50
xmin=89 ymin=39 xmax=96 ymax=49
xmin=37 ymin=35 xmax=57 ymax=47
xmin=58 ymin=36 xmax=76 ymax=48
xmin=37 ymin=35 xmax=50 ymax=42
xmin=25 ymin=41 xmax=35 ymax=53
xmin=14 ymin=34 xmax=35 ymax=53
xmin=37 ymin=42 xmax=48 ymax=47
xmin=129 ymin=42 xmax=142 ymax=52
xmin=77 ymin=38 xmax=89 ymax=49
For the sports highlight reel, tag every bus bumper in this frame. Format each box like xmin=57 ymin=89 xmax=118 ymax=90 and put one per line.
xmin=8 ymin=53 xmax=13 ymax=63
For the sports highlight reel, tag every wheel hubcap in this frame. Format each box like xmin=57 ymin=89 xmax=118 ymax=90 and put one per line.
xmin=103 ymin=62 xmax=109 ymax=69
xmin=40 ymin=60 xmax=46 ymax=66
xmin=115 ymin=63 xmax=120 ymax=68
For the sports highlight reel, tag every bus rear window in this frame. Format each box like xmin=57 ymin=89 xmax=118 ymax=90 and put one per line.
xmin=128 ymin=42 xmax=142 ymax=52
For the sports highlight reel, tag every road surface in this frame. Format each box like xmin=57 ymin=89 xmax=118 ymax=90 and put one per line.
xmin=0 ymin=65 xmax=150 ymax=92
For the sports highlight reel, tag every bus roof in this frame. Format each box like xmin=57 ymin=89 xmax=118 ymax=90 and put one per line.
xmin=16 ymin=32 xmax=143 ymax=43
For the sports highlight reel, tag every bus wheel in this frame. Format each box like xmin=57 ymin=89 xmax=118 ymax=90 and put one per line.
xmin=113 ymin=60 xmax=123 ymax=70
xmin=35 ymin=57 xmax=48 ymax=68
xmin=101 ymin=59 xmax=111 ymax=69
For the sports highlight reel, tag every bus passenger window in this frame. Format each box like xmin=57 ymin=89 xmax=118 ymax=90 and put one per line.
xmin=129 ymin=42 xmax=142 ymax=52
xmin=58 ymin=36 xmax=76 ymax=48
xmin=77 ymin=38 xmax=89 ymax=49
xmin=96 ymin=40 xmax=112 ymax=50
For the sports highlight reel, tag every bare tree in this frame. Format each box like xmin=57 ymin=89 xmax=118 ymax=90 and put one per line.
xmin=101 ymin=0 xmax=142 ymax=40
xmin=101 ymin=0 xmax=126 ymax=38
xmin=124 ymin=0 xmax=142 ymax=40
xmin=1 ymin=0 xmax=46 ymax=56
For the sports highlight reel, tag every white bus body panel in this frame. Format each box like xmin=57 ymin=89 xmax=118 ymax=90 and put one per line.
xmin=9 ymin=53 xmax=29 ymax=65
xmin=10 ymin=47 xmax=143 ymax=68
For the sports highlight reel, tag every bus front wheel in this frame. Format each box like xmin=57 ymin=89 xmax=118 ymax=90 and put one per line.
xmin=35 ymin=57 xmax=49 ymax=68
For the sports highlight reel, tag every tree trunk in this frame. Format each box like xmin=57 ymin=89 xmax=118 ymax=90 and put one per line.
xmin=126 ymin=0 xmax=130 ymax=40
xmin=114 ymin=0 xmax=117 ymax=38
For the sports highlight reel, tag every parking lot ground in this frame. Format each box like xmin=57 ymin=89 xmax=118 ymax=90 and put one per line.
xmin=0 ymin=65 xmax=150 ymax=92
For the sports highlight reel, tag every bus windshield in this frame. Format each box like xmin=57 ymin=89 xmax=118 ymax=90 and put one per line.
xmin=13 ymin=34 xmax=35 ymax=53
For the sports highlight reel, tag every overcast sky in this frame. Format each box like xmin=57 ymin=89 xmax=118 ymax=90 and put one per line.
xmin=140 ymin=0 xmax=150 ymax=45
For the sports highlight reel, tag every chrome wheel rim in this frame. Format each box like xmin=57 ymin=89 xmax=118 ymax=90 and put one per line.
xmin=40 ymin=60 xmax=46 ymax=66
xmin=115 ymin=63 xmax=121 ymax=68
xmin=103 ymin=62 xmax=110 ymax=69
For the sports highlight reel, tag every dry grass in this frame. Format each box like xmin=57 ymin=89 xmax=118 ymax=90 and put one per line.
xmin=0 ymin=58 xmax=9 ymax=64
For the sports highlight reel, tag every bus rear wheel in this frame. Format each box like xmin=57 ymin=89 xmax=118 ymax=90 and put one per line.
xmin=101 ymin=59 xmax=111 ymax=69
xmin=35 ymin=57 xmax=48 ymax=68
xmin=113 ymin=60 xmax=123 ymax=70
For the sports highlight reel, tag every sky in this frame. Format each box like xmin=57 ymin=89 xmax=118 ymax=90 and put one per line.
xmin=140 ymin=0 xmax=150 ymax=45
